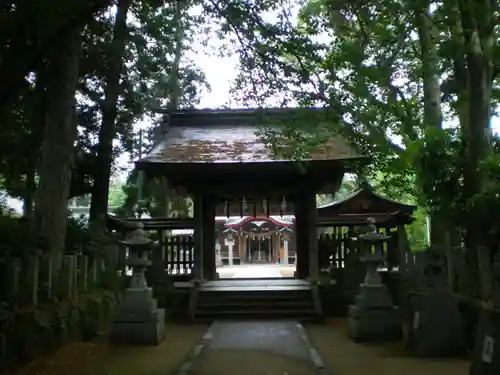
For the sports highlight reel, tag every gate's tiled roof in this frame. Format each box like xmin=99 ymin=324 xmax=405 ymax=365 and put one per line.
xmin=139 ymin=108 xmax=363 ymax=164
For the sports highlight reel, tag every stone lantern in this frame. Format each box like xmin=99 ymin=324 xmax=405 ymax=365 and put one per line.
xmin=347 ymin=217 xmax=401 ymax=342
xmin=111 ymin=224 xmax=165 ymax=345
xmin=358 ymin=218 xmax=389 ymax=287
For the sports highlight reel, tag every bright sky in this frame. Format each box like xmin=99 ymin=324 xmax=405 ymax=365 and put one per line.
xmin=187 ymin=42 xmax=239 ymax=109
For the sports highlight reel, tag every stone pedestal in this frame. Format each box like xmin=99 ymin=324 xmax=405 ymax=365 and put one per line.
xmin=347 ymin=283 xmax=401 ymax=342
xmin=111 ymin=287 xmax=165 ymax=345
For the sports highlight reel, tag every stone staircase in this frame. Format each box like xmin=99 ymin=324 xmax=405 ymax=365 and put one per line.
xmin=191 ymin=279 xmax=320 ymax=321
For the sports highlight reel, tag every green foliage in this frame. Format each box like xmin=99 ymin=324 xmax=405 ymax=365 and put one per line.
xmin=406 ymin=208 xmax=429 ymax=251
xmin=108 ymin=182 xmax=126 ymax=207
xmin=0 ymin=216 xmax=40 ymax=258
xmin=407 ymin=126 xmax=465 ymax=215
xmin=115 ymin=170 xmax=191 ymax=218
xmin=65 ymin=216 xmax=91 ymax=252
xmin=470 ymin=139 xmax=500 ymax=234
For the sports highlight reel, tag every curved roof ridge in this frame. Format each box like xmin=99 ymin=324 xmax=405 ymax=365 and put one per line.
xmin=318 ymin=183 xmax=416 ymax=211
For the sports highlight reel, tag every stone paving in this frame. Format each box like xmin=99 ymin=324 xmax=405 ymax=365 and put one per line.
xmin=217 ymin=264 xmax=296 ymax=279
xmin=181 ymin=320 xmax=324 ymax=375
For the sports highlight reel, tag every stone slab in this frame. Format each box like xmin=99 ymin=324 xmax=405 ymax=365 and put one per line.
xmin=407 ymin=291 xmax=466 ymax=357
xmin=119 ymin=297 xmax=157 ymax=316
xmin=347 ymin=312 xmax=402 ymax=343
xmin=111 ymin=308 xmax=165 ymax=345
xmin=114 ymin=307 xmax=163 ymax=323
xmin=348 ymin=304 xmax=400 ymax=319
xmin=469 ymin=308 xmax=500 ymax=375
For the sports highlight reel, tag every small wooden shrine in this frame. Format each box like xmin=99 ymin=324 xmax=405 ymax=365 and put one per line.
xmin=135 ymin=108 xmax=366 ymax=280
xmin=317 ymin=182 xmax=416 ymax=272
xmin=317 ymin=182 xmax=415 ymax=227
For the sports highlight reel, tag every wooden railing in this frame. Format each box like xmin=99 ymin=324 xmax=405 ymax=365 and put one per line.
xmin=107 ymin=215 xmax=195 ymax=277
xmin=164 ymin=234 xmax=194 ymax=275
xmin=317 ymin=227 xmax=400 ymax=270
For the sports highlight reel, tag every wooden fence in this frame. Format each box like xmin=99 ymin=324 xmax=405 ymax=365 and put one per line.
xmin=163 ymin=234 xmax=194 ymax=275
xmin=0 ymin=252 xmax=124 ymax=308
xmin=317 ymin=227 xmax=399 ymax=270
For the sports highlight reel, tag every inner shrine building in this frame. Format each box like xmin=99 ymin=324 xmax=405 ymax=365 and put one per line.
xmin=135 ymin=108 xmax=366 ymax=280
xmin=215 ymin=215 xmax=296 ymax=266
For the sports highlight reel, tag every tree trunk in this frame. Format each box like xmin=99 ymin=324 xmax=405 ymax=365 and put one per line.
xmin=458 ymin=0 xmax=494 ymax=299
xmin=23 ymin=163 xmax=36 ymax=217
xmin=89 ymin=0 xmax=131 ymax=222
xmin=24 ymin=67 xmax=48 ymax=217
xmin=33 ymin=27 xmax=82 ymax=255
xmin=152 ymin=0 xmax=185 ymax=218
xmin=414 ymin=0 xmax=444 ymax=246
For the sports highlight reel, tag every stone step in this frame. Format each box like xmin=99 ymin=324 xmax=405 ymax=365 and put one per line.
xmin=199 ymin=289 xmax=311 ymax=297
xmin=195 ymin=292 xmax=317 ymax=320
xmin=197 ymin=300 xmax=314 ymax=308
xmin=191 ymin=315 xmax=320 ymax=324
xmin=196 ymin=305 xmax=315 ymax=314
xmin=194 ymin=309 xmax=317 ymax=318
xmin=198 ymin=294 xmax=311 ymax=303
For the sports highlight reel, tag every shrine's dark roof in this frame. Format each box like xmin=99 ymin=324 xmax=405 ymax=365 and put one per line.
xmin=223 ymin=215 xmax=294 ymax=227
xmin=317 ymin=183 xmax=416 ymax=219
xmin=138 ymin=108 xmax=363 ymax=165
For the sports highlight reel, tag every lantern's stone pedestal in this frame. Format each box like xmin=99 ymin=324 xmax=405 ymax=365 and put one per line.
xmin=347 ymin=283 xmax=402 ymax=342
xmin=111 ymin=287 xmax=165 ymax=345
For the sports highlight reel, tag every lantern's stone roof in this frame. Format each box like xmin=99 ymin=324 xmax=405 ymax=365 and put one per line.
xmin=138 ymin=108 xmax=363 ymax=165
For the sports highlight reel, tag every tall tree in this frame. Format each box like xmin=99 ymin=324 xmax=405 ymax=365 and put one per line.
xmin=33 ymin=25 xmax=83 ymax=255
xmin=89 ymin=0 xmax=132 ymax=221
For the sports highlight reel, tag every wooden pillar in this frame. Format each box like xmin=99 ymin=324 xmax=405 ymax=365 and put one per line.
xmin=241 ymin=235 xmax=248 ymax=263
xmin=193 ymin=194 xmax=204 ymax=280
xmin=397 ymin=225 xmax=411 ymax=314
xmin=273 ymin=234 xmax=280 ymax=263
xmin=294 ymin=190 xmax=318 ymax=279
xmin=294 ymin=195 xmax=309 ymax=278
xmin=306 ymin=191 xmax=319 ymax=280
xmin=283 ymin=236 xmax=289 ymax=265
xmin=202 ymin=195 xmax=216 ymax=280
